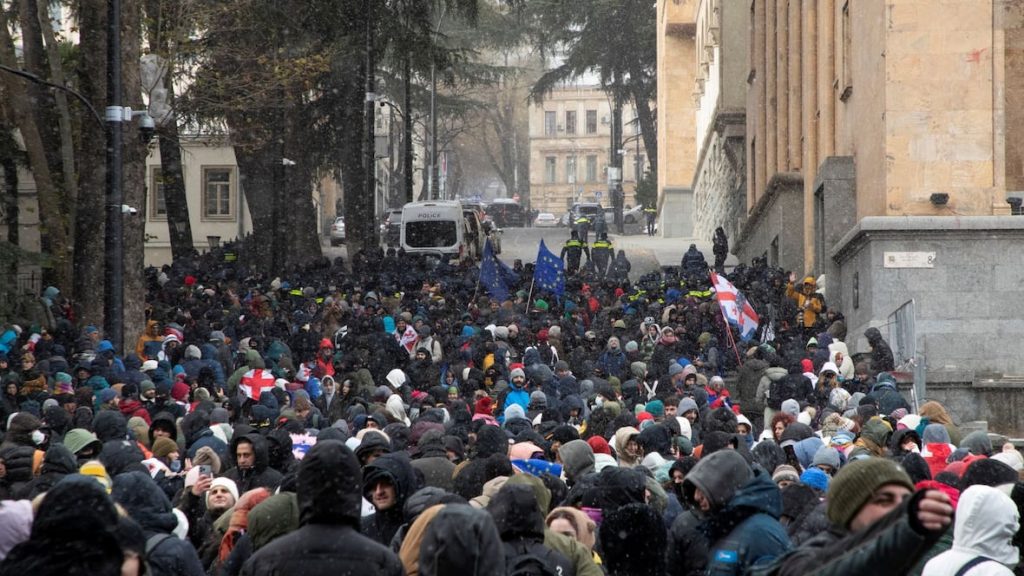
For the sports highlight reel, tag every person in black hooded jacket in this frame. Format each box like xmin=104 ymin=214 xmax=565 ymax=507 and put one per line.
xmin=111 ymin=471 xmax=205 ymax=576
xmin=181 ymin=410 xmax=228 ymax=463
xmin=362 ymin=451 xmax=419 ymax=545
xmin=222 ymin=432 xmax=283 ymax=493
xmin=240 ymin=440 xmax=403 ymax=576
xmin=0 ymin=474 xmax=124 ymax=575
xmin=15 ymin=443 xmax=77 ymax=500
xmin=488 ymin=483 xmax=576 ymax=576
xmin=92 ymin=410 xmax=129 ymax=443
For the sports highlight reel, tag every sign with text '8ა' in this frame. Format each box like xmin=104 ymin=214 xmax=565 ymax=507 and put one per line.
xmin=883 ymin=252 xmax=935 ymax=269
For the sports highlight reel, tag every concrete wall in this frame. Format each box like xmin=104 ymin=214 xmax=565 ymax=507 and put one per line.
xmin=833 ymin=216 xmax=1024 ymax=378
xmin=813 ymin=155 xmax=856 ymax=301
xmin=898 ymin=380 xmax=1024 ymax=438
xmin=735 ymin=172 xmax=804 ymax=273
xmin=880 ymin=0 xmax=999 ymax=217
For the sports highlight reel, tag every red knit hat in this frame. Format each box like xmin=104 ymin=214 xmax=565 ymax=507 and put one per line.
xmin=637 ymin=411 xmax=654 ymax=424
xmin=587 ymin=436 xmax=612 ymax=456
xmin=171 ymin=381 xmax=190 ymax=402
xmin=475 ymin=396 xmax=494 ymax=416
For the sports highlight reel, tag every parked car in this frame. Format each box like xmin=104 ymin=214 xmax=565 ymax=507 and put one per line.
xmin=329 ymin=216 xmax=345 ymax=245
xmin=534 ymin=212 xmax=558 ymax=227
xmin=382 ymin=209 xmax=402 ymax=247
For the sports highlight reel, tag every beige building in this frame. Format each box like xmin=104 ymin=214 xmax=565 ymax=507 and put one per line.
xmin=528 ymin=85 xmax=645 ymax=216
xmin=144 ymin=135 xmax=338 ymax=266
xmin=659 ymin=0 xmax=1024 ymax=379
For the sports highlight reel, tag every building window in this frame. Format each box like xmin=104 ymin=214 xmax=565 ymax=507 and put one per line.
xmin=150 ymin=167 xmax=167 ymax=220
xmin=565 ymin=110 xmax=576 ymax=135
xmin=585 ymin=110 xmax=598 ymax=134
xmin=585 ymin=155 xmax=598 ymax=182
xmin=544 ymin=111 xmax=557 ymax=136
xmin=544 ymin=156 xmax=557 ymax=183
xmin=566 ymin=155 xmax=577 ymax=183
xmin=840 ymin=1 xmax=853 ymax=101
xmin=203 ymin=167 xmax=234 ymax=219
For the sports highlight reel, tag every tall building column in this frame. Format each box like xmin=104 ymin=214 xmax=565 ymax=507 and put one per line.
xmin=818 ymin=0 xmax=836 ymax=160
xmin=770 ymin=1 xmax=774 ymax=180
xmin=803 ymin=0 xmax=818 ymax=272
xmin=788 ymin=0 xmax=802 ymax=172
xmin=775 ymin=0 xmax=789 ymax=173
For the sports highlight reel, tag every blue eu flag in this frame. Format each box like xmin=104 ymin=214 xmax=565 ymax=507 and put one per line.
xmin=533 ymin=239 xmax=565 ymax=296
xmin=479 ymin=239 xmax=510 ymax=301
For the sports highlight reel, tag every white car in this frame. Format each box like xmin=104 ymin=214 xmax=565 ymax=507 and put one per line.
xmin=534 ymin=212 xmax=558 ymax=227
xmin=329 ymin=217 xmax=345 ymax=245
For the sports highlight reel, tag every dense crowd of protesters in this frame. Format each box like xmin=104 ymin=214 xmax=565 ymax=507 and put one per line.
xmin=0 ymin=239 xmax=1019 ymax=576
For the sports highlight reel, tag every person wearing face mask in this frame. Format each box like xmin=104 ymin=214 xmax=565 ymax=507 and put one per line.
xmin=0 ymin=412 xmax=46 ymax=497
xmin=148 ymin=436 xmax=185 ymax=501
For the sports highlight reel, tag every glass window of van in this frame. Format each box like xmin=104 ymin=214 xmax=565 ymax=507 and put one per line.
xmin=405 ymin=221 xmax=457 ymax=248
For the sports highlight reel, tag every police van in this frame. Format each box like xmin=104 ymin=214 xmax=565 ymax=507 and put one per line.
xmin=400 ymin=201 xmax=479 ymax=262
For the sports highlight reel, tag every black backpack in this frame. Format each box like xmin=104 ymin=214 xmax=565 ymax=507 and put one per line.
xmin=768 ymin=376 xmax=798 ymax=410
xmin=507 ymin=553 xmax=561 ymax=576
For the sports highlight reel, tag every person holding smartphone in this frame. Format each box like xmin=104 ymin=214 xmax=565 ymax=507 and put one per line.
xmin=178 ymin=467 xmax=238 ymax=565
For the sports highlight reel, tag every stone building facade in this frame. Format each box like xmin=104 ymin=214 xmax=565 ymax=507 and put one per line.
xmin=527 ymin=85 xmax=644 ymax=216
xmin=660 ymin=0 xmax=1024 ymax=380
xmin=690 ymin=0 xmax=749 ymax=245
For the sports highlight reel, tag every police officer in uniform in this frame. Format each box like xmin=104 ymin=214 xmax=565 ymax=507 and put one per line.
xmin=560 ymin=230 xmax=590 ymax=276
xmin=590 ymin=233 xmax=614 ymax=279
xmin=573 ymin=213 xmax=591 ymax=244
xmin=644 ymin=204 xmax=657 ymax=236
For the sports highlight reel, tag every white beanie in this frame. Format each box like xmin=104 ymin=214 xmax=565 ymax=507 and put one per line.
xmin=207 ymin=477 xmax=239 ymax=507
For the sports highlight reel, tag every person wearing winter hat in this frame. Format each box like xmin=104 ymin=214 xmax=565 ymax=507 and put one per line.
xmin=811 ymin=445 xmax=842 ymax=476
xmin=207 ymin=477 xmax=239 ymax=510
xmin=960 ymin=459 xmax=1019 ymax=490
xmin=762 ymin=457 xmax=955 ymax=575
xmin=800 ymin=468 xmax=830 ymax=493
xmin=96 ymin=387 xmax=120 ymax=411
xmin=79 ymin=459 xmax=113 ymax=493
xmin=772 ymin=464 xmax=801 ymax=489
xmin=498 ymin=367 xmax=529 ymax=421
xmin=151 ymin=436 xmax=179 ymax=461
xmin=53 ymin=371 xmax=74 ymax=395
xmin=780 ymin=398 xmax=800 ymax=418
xmin=645 ymin=399 xmax=665 ymax=420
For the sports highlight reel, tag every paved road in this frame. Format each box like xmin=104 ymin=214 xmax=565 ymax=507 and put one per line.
xmin=324 ymin=227 xmax=667 ymax=280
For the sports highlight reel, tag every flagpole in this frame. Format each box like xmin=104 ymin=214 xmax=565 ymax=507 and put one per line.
xmin=709 ymin=268 xmax=744 ymax=367
xmin=526 ymin=275 xmax=536 ymax=308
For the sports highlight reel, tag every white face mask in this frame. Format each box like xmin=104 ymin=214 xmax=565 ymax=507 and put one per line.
xmin=31 ymin=430 xmax=46 ymax=445
xmin=595 ymin=396 xmax=604 ymax=407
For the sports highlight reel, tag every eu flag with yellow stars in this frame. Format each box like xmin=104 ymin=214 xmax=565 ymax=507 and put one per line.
xmin=479 ymin=239 xmax=510 ymax=301
xmin=533 ymin=239 xmax=565 ymax=296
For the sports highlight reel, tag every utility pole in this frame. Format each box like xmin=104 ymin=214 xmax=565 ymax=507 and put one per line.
xmin=610 ymin=92 xmax=624 ymax=233
xmin=428 ymin=5 xmax=446 ymax=200
xmin=104 ymin=0 xmax=124 ymax=352
xmin=363 ymin=0 xmax=377 ymax=244
xmin=403 ymin=54 xmax=413 ymax=203
xmin=429 ymin=61 xmax=437 ymax=199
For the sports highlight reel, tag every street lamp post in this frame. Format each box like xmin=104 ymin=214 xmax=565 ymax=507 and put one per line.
xmin=104 ymin=0 xmax=124 ymax=353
